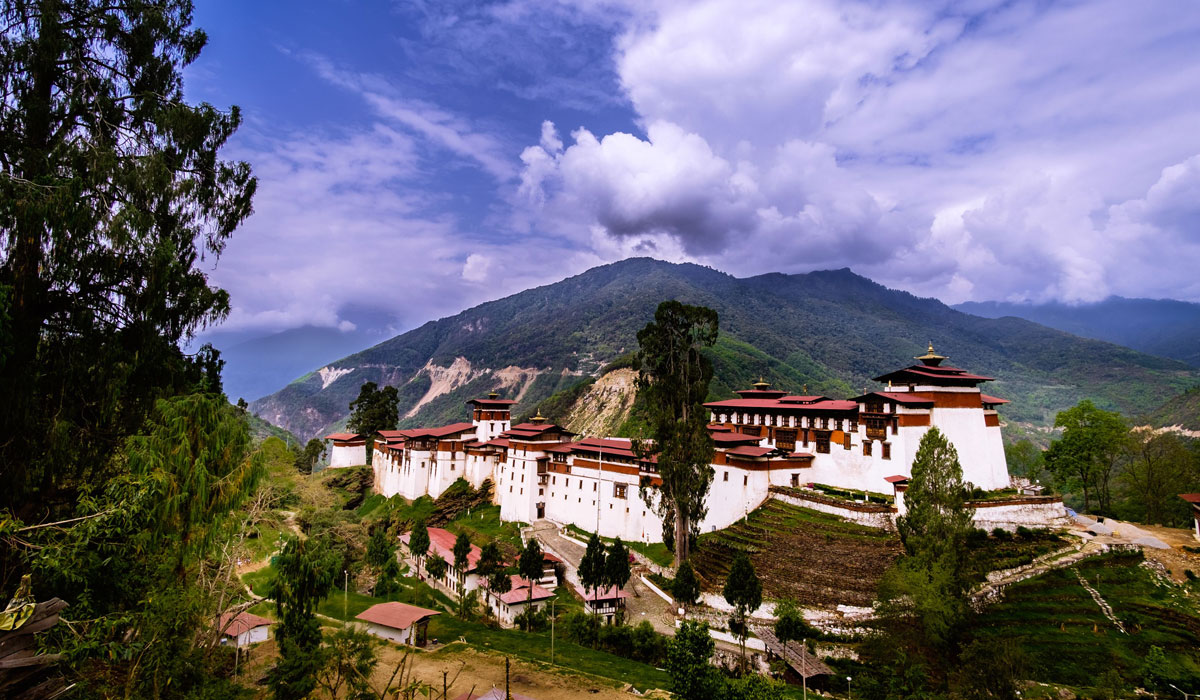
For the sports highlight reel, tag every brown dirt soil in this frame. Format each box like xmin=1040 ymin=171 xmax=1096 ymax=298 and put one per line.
xmin=231 ymin=638 xmax=652 ymax=699
xmin=691 ymin=499 xmax=902 ymax=608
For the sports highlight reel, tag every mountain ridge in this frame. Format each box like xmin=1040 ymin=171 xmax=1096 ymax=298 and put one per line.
xmin=250 ymin=258 xmax=1199 ymax=441
xmin=954 ymin=297 xmax=1200 ymax=367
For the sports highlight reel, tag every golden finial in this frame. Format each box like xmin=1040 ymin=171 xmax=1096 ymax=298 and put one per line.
xmin=488 ymin=391 xmax=499 ymax=399
xmin=888 ymin=380 xmax=893 ymax=389
xmin=752 ymin=376 xmax=770 ymax=389
xmin=531 ymin=409 xmax=547 ymax=423
xmin=803 ymin=383 xmax=808 ymax=394
xmin=915 ymin=341 xmax=947 ymax=366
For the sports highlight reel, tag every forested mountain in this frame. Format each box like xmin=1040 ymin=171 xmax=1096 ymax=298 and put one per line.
xmin=955 ymin=297 xmax=1200 ymax=368
xmin=250 ymin=258 xmax=1199 ymax=441
xmin=1147 ymin=387 xmax=1200 ymax=432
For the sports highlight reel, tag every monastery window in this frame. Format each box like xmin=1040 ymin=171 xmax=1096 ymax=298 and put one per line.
xmin=892 ymin=419 xmax=898 ymax=436
xmin=552 ymin=476 xmax=556 ymax=484
xmin=843 ymin=433 xmax=851 ymax=450
xmin=883 ymin=443 xmax=892 ymax=460
xmin=815 ymin=433 xmax=830 ymax=454
xmin=593 ymin=482 xmax=597 ymax=491
xmin=539 ymin=489 xmax=543 ymax=496
xmin=743 ymin=475 xmax=748 ymax=486
xmin=863 ymin=441 xmax=872 ymax=457
xmin=723 ymin=471 xmax=729 ymax=482
xmin=790 ymin=473 xmax=800 ymax=487
xmin=509 ymin=486 xmax=513 ymax=493
xmin=520 ymin=488 xmax=523 ymax=495
xmin=614 ymin=484 xmax=627 ymax=499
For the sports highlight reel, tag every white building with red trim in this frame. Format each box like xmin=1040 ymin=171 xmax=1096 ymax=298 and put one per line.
xmin=324 ymin=432 xmax=366 ymax=468
xmin=368 ymin=346 xmax=1037 ymax=543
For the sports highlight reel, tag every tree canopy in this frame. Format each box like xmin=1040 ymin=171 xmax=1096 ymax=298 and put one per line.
xmin=723 ymin=551 xmax=762 ymax=669
xmin=1045 ymin=399 xmax=1128 ymax=513
xmin=635 ymin=300 xmax=719 ymax=564
xmin=0 ymin=0 xmax=255 ymax=513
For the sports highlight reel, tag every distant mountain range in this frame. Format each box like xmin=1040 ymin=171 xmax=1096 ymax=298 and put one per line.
xmin=209 ymin=325 xmax=378 ymax=403
xmin=248 ymin=258 xmax=1199 ymax=442
xmin=954 ymin=297 xmax=1200 ymax=368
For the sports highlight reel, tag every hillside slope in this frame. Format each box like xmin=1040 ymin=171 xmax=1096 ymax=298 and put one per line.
xmin=956 ymin=297 xmax=1200 ymax=367
xmin=251 ymin=258 xmax=1199 ymax=441
xmin=1147 ymin=386 xmax=1200 ymax=431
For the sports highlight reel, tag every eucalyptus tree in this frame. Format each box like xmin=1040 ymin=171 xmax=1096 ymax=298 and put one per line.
xmin=634 ymin=301 xmax=719 ymax=565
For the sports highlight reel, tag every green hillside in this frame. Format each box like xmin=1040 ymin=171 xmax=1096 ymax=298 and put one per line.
xmin=1147 ymin=386 xmax=1200 ymax=430
xmin=250 ymin=258 xmax=1199 ymax=440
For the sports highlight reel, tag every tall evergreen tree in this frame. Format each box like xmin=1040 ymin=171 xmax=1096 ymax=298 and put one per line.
xmin=605 ymin=538 xmax=632 ymax=622
xmin=518 ymin=538 xmax=545 ymax=632
xmin=883 ymin=427 xmax=974 ymax=649
xmin=0 ymin=0 xmax=255 ymax=513
xmin=723 ymin=551 xmax=762 ymax=669
xmin=408 ymin=519 xmax=430 ymax=579
xmin=347 ymin=381 xmax=399 ymax=463
xmin=635 ymin=300 xmax=719 ymax=565
xmin=579 ymin=533 xmax=607 ymax=616
xmin=270 ymin=536 xmax=339 ymax=700
xmin=366 ymin=527 xmax=394 ymax=573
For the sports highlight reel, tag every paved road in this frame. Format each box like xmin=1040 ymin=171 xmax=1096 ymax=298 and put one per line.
xmin=529 ymin=520 xmax=680 ymax=637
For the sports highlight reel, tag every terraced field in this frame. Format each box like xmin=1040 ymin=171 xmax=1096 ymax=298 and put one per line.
xmin=971 ymin=552 xmax=1200 ymax=686
xmin=690 ymin=499 xmax=903 ymax=608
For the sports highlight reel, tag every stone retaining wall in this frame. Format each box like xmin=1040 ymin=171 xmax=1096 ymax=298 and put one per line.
xmin=767 ymin=487 xmax=896 ymax=529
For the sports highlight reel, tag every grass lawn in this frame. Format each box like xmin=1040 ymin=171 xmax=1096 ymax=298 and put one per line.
xmin=242 ymin=566 xmax=455 ymax=624
xmin=426 ymin=615 xmax=672 ymax=693
xmin=444 ymin=504 xmax=526 ymax=551
xmin=566 ymin=523 xmax=675 ymax=568
xmin=971 ymin=552 xmax=1200 ymax=688
xmin=964 ymin=529 xmax=1069 ymax=583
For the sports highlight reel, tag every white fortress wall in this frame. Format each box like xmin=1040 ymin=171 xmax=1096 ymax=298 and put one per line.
xmin=931 ymin=406 xmax=1009 ymax=490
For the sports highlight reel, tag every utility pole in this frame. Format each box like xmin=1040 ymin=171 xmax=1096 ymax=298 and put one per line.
xmin=550 ymin=598 xmax=556 ymax=664
xmin=443 ymin=669 xmax=448 ymax=700
xmin=802 ymin=637 xmax=807 ymax=700
xmin=344 ymin=570 xmax=349 ymax=621
xmin=506 ymin=656 xmax=511 ymax=700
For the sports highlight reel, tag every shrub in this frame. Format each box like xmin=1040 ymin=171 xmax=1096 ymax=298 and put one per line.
xmin=967 ymin=528 xmax=989 ymax=546
xmin=992 ymin=527 xmax=1012 ymax=540
xmin=1185 ymin=569 xmax=1196 ymax=581
xmin=1015 ymin=526 xmax=1035 ymax=539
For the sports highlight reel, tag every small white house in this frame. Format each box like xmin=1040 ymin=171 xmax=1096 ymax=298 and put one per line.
xmin=217 ymin=611 xmax=273 ymax=647
xmin=356 ymin=602 xmax=440 ymax=647
xmin=325 ymin=432 xmax=366 ymax=468
xmin=490 ymin=575 xmax=554 ymax=628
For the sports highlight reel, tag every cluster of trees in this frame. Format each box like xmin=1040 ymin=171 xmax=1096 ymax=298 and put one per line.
xmin=579 ymin=533 xmax=632 ymax=619
xmin=1009 ymin=399 xmax=1200 ymax=525
xmin=0 ymin=2 xmax=275 ymax=696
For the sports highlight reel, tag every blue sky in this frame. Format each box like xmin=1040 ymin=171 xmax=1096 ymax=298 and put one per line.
xmin=185 ymin=0 xmax=1200 ymax=345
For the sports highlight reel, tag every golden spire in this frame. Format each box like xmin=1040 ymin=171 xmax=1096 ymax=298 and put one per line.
xmin=915 ymin=341 xmax=947 ymax=366
xmin=531 ymin=409 xmax=547 ymax=423
xmin=803 ymin=383 xmax=808 ymax=394
xmin=488 ymin=390 xmax=499 ymax=399
xmin=752 ymin=376 xmax=770 ymax=389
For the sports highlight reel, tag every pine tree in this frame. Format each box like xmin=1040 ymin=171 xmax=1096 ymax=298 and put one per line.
xmin=605 ymin=538 xmax=631 ymax=623
xmin=672 ymin=560 xmax=701 ymax=611
xmin=347 ymin=381 xmax=399 ymax=463
xmin=408 ymin=519 xmax=430 ymax=579
xmin=580 ymin=533 xmax=607 ymax=617
xmin=518 ymin=539 xmax=545 ymax=632
xmin=0 ymin=0 xmax=256 ymax=512
xmin=723 ymin=551 xmax=762 ymax=669
xmin=270 ymin=536 xmax=338 ymax=700
xmin=883 ymin=427 xmax=975 ymax=649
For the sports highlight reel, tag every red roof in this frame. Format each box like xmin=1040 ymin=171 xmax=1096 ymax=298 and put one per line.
xmin=573 ymin=584 xmax=629 ymax=601
xmin=217 ymin=611 xmax=273 ymax=637
xmin=1180 ymin=493 xmax=1200 ymax=504
xmin=498 ymin=575 xmax=555 ymax=605
xmin=779 ymin=395 xmax=829 ymax=404
xmin=356 ymin=602 xmax=439 ymax=630
xmin=980 ymin=394 xmax=1009 ymax=405
xmin=873 ymin=365 xmax=993 ymax=384
xmin=705 ymin=398 xmax=858 ymax=412
xmin=324 ymin=432 xmax=362 ymax=442
xmin=377 ymin=429 xmax=410 ymax=439
xmin=724 ymin=445 xmax=774 ymax=458
xmin=571 ymin=437 xmax=641 ymax=459
xmin=853 ymin=391 xmax=934 ymax=405
xmin=789 ymin=451 xmax=815 ymax=459
xmin=711 ymin=432 xmax=762 ymax=444
xmin=467 ymin=398 xmax=517 ymax=406
xmin=403 ymin=527 xmax=482 ymax=571
xmin=707 ymin=423 xmax=732 ymax=431
xmin=485 ymin=437 xmax=510 ymax=448
xmin=884 ymin=475 xmax=910 ymax=483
